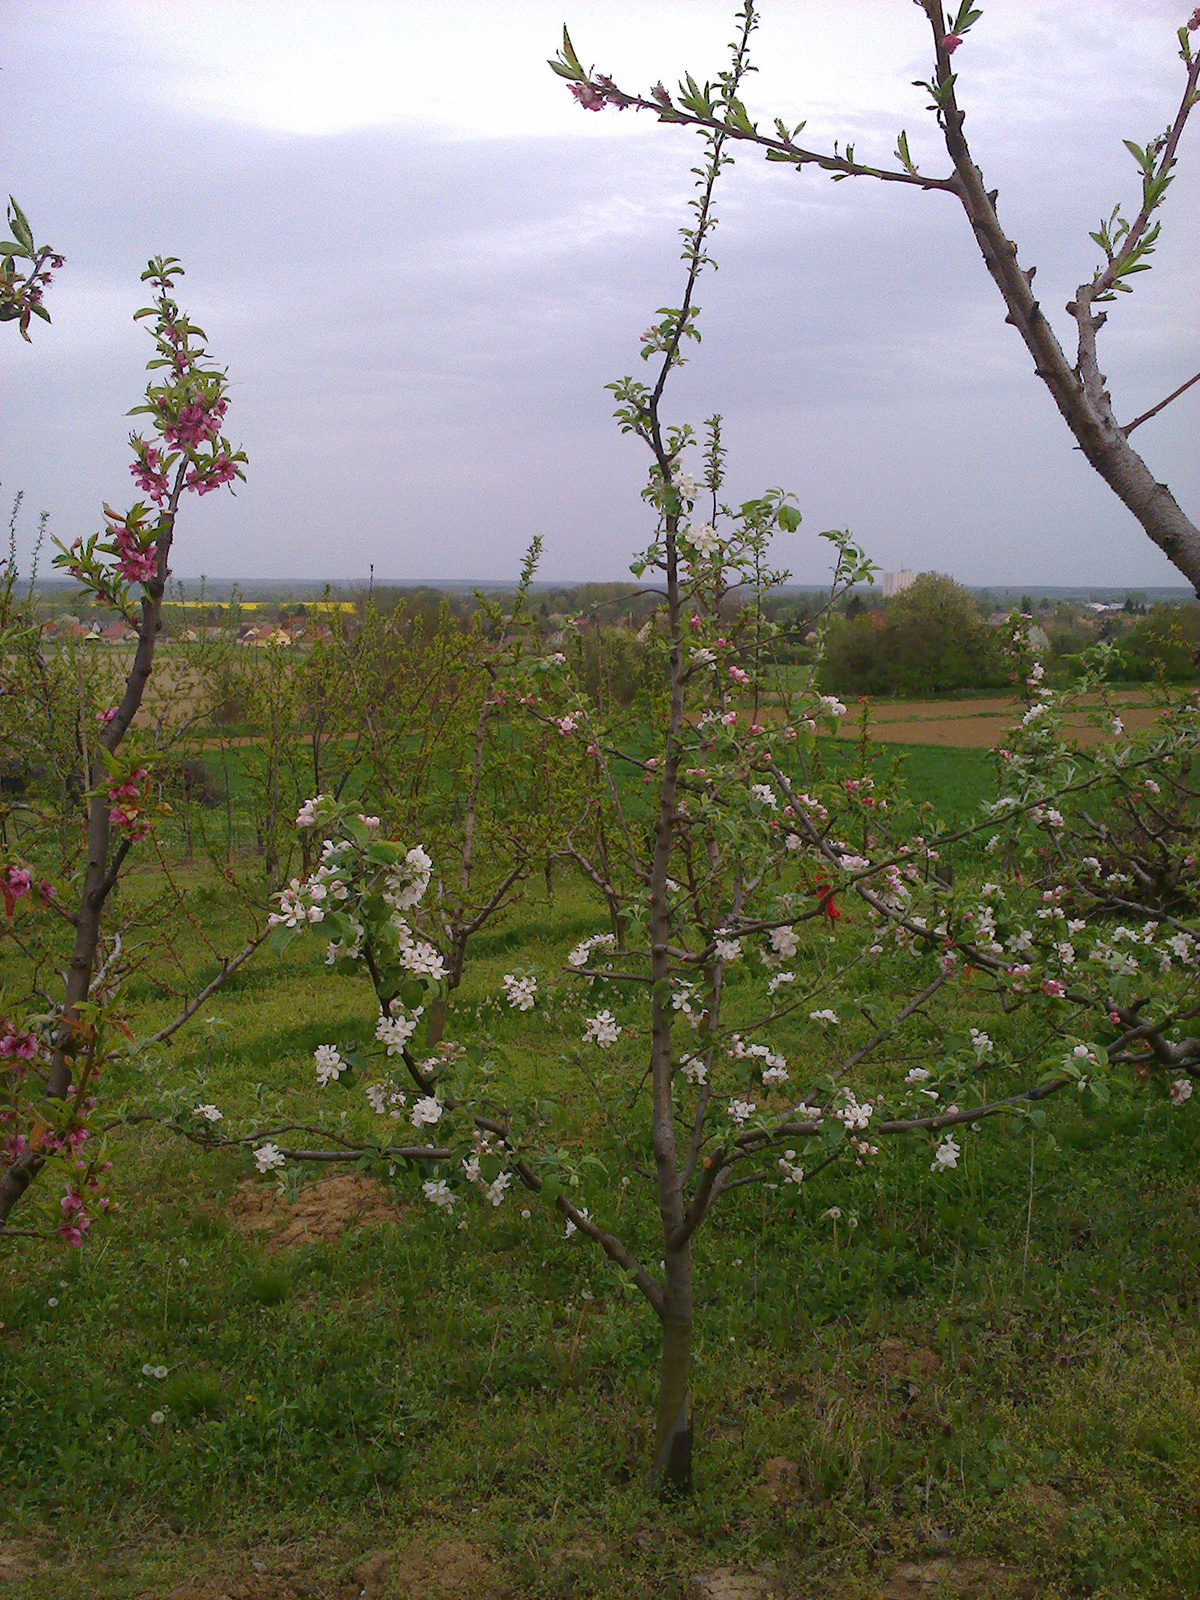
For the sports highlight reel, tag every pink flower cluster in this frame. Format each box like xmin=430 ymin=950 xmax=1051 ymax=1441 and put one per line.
xmin=110 ymin=520 xmax=158 ymax=586
xmin=185 ymin=451 xmax=238 ymax=496
xmin=2 ymin=865 xmax=32 ymax=918
xmin=161 ymin=396 xmax=228 ymax=450
xmin=0 ymin=1024 xmax=37 ymax=1063
xmin=130 ymin=440 xmax=169 ymax=506
xmin=58 ymin=1174 xmax=113 ymax=1247
xmin=108 ymin=769 xmax=151 ymax=839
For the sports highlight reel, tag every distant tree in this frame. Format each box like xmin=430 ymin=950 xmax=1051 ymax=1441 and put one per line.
xmin=823 ymin=572 xmax=1005 ymax=696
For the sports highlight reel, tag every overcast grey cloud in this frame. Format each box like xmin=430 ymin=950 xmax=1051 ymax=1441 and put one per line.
xmin=2 ymin=1 xmax=1197 ymax=587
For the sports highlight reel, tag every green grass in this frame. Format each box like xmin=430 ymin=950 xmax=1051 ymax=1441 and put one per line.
xmin=3 ymin=744 xmax=1200 ymax=1598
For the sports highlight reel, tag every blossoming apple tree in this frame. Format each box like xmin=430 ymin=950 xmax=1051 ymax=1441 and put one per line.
xmin=183 ymin=16 xmax=1196 ymax=1494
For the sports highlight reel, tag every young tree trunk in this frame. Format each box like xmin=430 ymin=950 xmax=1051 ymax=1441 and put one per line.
xmin=652 ymin=1247 xmax=694 ymax=1493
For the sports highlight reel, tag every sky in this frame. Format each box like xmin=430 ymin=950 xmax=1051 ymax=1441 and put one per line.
xmin=2 ymin=0 xmax=1198 ymax=588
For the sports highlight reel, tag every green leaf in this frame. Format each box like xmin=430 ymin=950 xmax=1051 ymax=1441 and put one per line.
xmin=777 ymin=504 xmax=802 ymax=532
xmin=400 ymin=978 xmax=426 ymax=1011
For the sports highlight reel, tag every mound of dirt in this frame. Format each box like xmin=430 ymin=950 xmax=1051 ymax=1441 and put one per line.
xmin=223 ymin=1172 xmax=402 ymax=1251
xmin=356 ymin=1540 xmax=496 ymax=1599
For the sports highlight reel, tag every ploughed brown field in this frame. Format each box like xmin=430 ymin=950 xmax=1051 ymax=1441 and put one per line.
xmin=829 ymin=690 xmax=1166 ymax=748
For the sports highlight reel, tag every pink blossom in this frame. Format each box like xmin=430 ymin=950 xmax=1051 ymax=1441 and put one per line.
xmin=129 ymin=440 xmax=169 ymax=505
xmin=96 ymin=707 xmax=119 ymax=726
xmin=720 ymin=710 xmax=737 ymax=727
xmin=185 ymin=451 xmax=238 ymax=496
xmin=161 ymin=396 xmax=227 ymax=450
xmin=729 ymin=666 xmax=749 ymax=685
xmin=569 ymin=80 xmax=607 ymax=112
xmin=944 ymin=31 xmax=963 ymax=53
xmin=1041 ymin=978 xmax=1065 ymax=997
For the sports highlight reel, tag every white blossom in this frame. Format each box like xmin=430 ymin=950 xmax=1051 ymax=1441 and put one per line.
xmin=584 ymin=1010 xmax=621 ymax=1048
xmin=727 ymin=1098 xmax=757 ymax=1126
xmin=401 ymin=941 xmax=447 ymax=981
xmin=192 ymin=1104 xmax=222 ymax=1122
xmin=411 ymin=1096 xmax=443 ymax=1129
xmin=422 ymin=1179 xmax=456 ymax=1209
xmin=375 ymin=1009 xmax=421 ymax=1054
xmin=1170 ymin=1078 xmax=1193 ymax=1106
xmin=771 ymin=926 xmax=799 ymax=959
xmin=501 ymin=973 xmax=538 ymax=1011
xmin=750 ymin=783 xmax=778 ymax=809
xmin=809 ymin=1008 xmax=839 ymax=1025
xmin=931 ymin=1136 xmax=961 ymax=1172
xmin=313 ymin=1043 xmax=344 ymax=1088
xmin=254 ymin=1143 xmax=285 ymax=1173
xmin=778 ymin=1151 xmax=804 ymax=1185
xmin=686 ymin=522 xmax=721 ymax=559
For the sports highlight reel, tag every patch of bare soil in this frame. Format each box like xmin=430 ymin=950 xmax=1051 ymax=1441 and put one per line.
xmin=161 ymin=1560 xmax=344 ymax=1600
xmin=223 ymin=1173 xmax=401 ymax=1251
xmin=356 ymin=1540 xmax=497 ymax=1599
xmin=877 ymin=1339 xmax=942 ymax=1380
xmin=0 ymin=1541 xmax=41 ymax=1583
xmin=158 ymin=1540 xmax=495 ymax=1600
xmin=694 ymin=1568 xmax=772 ymax=1600
xmin=871 ymin=1558 xmax=1031 ymax=1598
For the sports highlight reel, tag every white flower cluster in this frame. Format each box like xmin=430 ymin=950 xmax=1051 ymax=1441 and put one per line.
xmin=366 ymin=1082 xmax=408 ymax=1118
xmin=567 ymin=931 xmax=618 ymax=969
xmin=750 ymin=783 xmax=778 ymax=810
xmin=678 ymin=1053 xmax=707 ymax=1085
xmin=381 ymin=845 xmax=433 ymax=912
xmin=422 ymin=1178 xmax=455 ymax=1209
xmin=770 ymin=925 xmax=798 ymax=959
xmin=714 ymin=935 xmax=742 ymax=963
xmin=583 ymin=1010 xmax=621 ymax=1048
xmin=313 ymin=1043 xmax=344 ymax=1088
xmin=672 ymin=981 xmax=704 ymax=1030
xmin=375 ymin=1006 xmax=422 ymax=1055
xmin=295 ymin=794 xmax=331 ymax=828
xmin=809 ymin=1009 xmax=839 ymax=1026
xmin=968 ymin=1028 xmax=993 ymax=1062
xmin=685 ymin=522 xmax=721 ymax=560
xmin=777 ymin=1150 xmax=804 ymax=1185
xmin=192 ymin=1103 xmax=222 ymax=1122
xmin=400 ymin=940 xmax=447 ymax=981
xmin=729 ymin=1034 xmax=789 ymax=1086
xmin=727 ymin=1098 xmax=756 ymax=1126
xmin=254 ymin=1142 xmax=285 ymax=1173
xmin=501 ymin=973 xmax=538 ymax=1011
xmin=833 ymin=1090 xmax=873 ymax=1132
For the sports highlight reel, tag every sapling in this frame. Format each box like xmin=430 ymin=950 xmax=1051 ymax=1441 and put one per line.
xmin=186 ymin=10 xmax=1200 ymax=1496
xmin=0 ymin=257 xmax=246 ymax=1232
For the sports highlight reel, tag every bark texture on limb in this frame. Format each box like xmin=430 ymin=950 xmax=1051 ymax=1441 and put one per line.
xmin=920 ymin=0 xmax=1200 ymax=591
